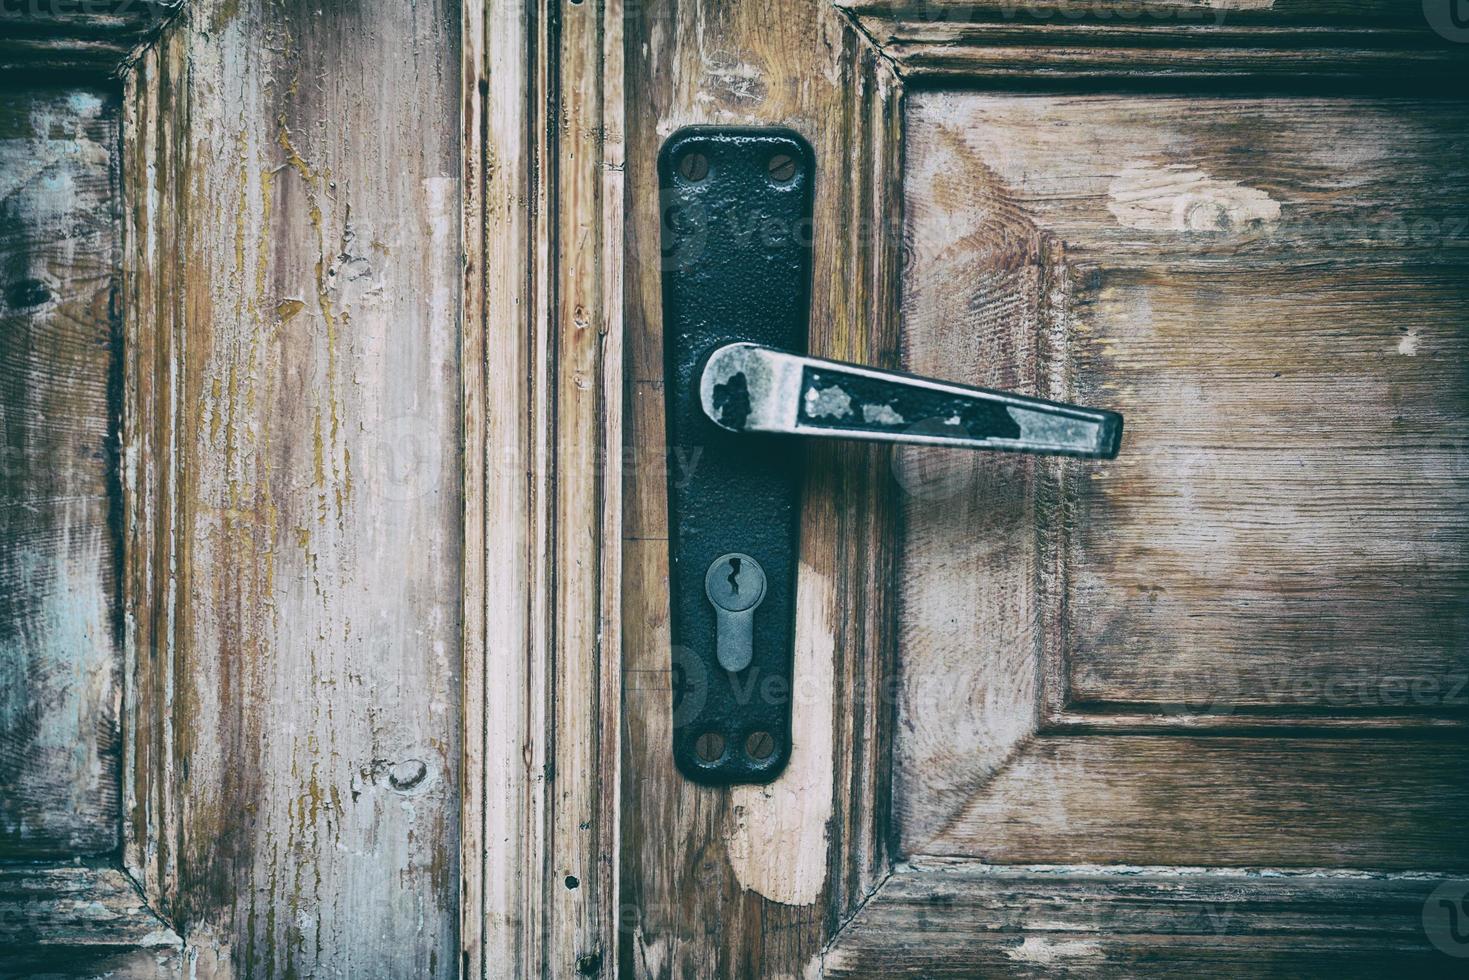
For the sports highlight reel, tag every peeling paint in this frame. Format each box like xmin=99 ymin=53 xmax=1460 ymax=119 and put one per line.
xmin=726 ymin=563 xmax=834 ymax=906
xmin=861 ymin=402 xmax=904 ymax=425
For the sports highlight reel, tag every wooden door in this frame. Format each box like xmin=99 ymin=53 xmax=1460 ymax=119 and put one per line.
xmin=621 ymin=1 xmax=1469 ymax=976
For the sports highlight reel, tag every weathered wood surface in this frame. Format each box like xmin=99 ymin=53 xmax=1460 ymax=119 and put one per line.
xmin=627 ymin=1 xmax=1469 ymax=976
xmin=894 ymin=91 xmax=1469 ymax=861
xmin=0 ymin=86 xmax=122 ymax=860
xmin=461 ymin=0 xmax=625 ymax=976
xmin=843 ymin=0 xmax=1448 ymax=20
xmin=121 ymin=0 xmax=462 ymax=974
xmin=622 ymin=0 xmax=903 ymax=975
xmin=0 ymin=1 xmax=179 ymax=75
xmin=621 ymin=1 xmax=1469 ymax=971
xmin=901 ymin=92 xmax=1469 ymax=714
xmin=823 ymin=859 xmax=1468 ymax=978
xmin=926 ymin=735 xmax=1469 ymax=867
xmin=0 ymin=865 xmax=182 ymax=976
xmin=838 ymin=0 xmax=1469 ymax=81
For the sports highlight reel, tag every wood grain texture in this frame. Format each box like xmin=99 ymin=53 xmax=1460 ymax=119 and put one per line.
xmin=842 ymin=0 xmax=1441 ymax=21
xmin=0 ymin=86 xmax=122 ymax=860
xmin=891 ymin=98 xmax=1068 ymax=849
xmin=621 ymin=0 xmax=903 ymax=975
xmin=0 ymin=865 xmax=181 ymax=977
xmin=823 ymin=859 xmax=1469 ymax=978
xmin=893 ymin=91 xmax=1469 ymax=865
xmin=461 ymin=0 xmax=624 ymax=976
xmin=120 ymin=1 xmax=462 ymax=973
xmin=926 ymin=735 xmax=1469 ymax=868
xmin=0 ymin=0 xmax=180 ymax=75
xmin=838 ymin=0 xmax=1469 ymax=81
xmin=900 ymin=93 xmax=1469 ymax=716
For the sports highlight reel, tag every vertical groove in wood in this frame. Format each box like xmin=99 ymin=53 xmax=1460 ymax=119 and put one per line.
xmin=827 ymin=41 xmax=904 ymax=923
xmin=599 ymin=0 xmax=627 ymax=972
xmin=461 ymin=0 xmax=490 ymax=977
xmin=470 ymin=0 xmax=622 ymax=975
xmin=532 ymin=0 xmax=557 ymax=970
xmin=1036 ymin=235 xmax=1076 ymax=727
xmin=121 ymin=32 xmax=186 ymax=918
xmin=477 ymin=0 xmax=539 ymax=973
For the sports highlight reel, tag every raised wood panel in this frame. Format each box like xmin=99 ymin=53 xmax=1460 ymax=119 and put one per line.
xmin=121 ymin=1 xmax=461 ymax=972
xmin=891 ymin=114 xmax=1059 ymax=847
xmin=0 ymin=86 xmax=122 ymax=860
xmin=900 ymin=93 xmax=1469 ymax=715
xmin=925 ymin=735 xmax=1469 ymax=868
xmin=824 ymin=860 xmax=1468 ymax=978
xmin=894 ymin=90 xmax=1469 ymax=863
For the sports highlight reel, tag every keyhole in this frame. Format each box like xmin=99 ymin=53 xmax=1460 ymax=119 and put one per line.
xmin=727 ymin=557 xmax=742 ymax=595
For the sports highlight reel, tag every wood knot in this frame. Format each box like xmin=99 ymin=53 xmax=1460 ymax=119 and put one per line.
xmin=5 ymin=278 xmax=52 ymax=310
xmin=387 ymin=758 xmax=428 ymax=791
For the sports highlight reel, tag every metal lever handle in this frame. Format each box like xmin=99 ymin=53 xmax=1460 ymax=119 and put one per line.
xmin=699 ymin=343 xmax=1123 ymax=459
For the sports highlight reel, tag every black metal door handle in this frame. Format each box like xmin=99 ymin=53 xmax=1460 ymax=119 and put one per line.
xmin=699 ymin=342 xmax=1122 ymax=459
xmin=659 ymin=126 xmax=1122 ymax=785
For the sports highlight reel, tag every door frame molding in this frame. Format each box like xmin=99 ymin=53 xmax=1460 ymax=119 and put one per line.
xmin=460 ymin=0 xmax=624 ymax=976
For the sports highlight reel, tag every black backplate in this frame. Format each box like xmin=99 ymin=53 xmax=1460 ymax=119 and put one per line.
xmin=659 ymin=127 xmax=813 ymax=784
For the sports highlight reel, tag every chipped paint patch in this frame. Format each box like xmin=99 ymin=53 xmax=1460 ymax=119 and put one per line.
xmin=1397 ymin=330 xmax=1419 ymax=356
xmin=140 ymin=927 xmax=184 ymax=948
xmin=862 ymin=403 xmax=905 ymax=425
xmin=803 ymin=384 xmax=852 ymax=419
xmin=1107 ymin=163 xmax=1280 ymax=233
xmin=725 ymin=563 xmax=834 ymax=906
